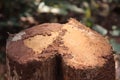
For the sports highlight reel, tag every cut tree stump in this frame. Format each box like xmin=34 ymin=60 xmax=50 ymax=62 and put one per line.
xmin=6 ymin=18 xmax=115 ymax=80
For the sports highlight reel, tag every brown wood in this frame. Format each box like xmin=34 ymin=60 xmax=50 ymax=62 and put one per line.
xmin=6 ymin=18 xmax=115 ymax=80
xmin=6 ymin=55 xmax=57 ymax=80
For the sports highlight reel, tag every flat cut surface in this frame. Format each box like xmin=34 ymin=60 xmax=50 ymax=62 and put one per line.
xmin=7 ymin=18 xmax=112 ymax=68
xmin=24 ymin=32 xmax=59 ymax=54
xmin=6 ymin=23 xmax=62 ymax=64
xmin=61 ymin=19 xmax=111 ymax=68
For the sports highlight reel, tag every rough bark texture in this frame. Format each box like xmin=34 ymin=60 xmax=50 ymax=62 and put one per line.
xmin=6 ymin=18 xmax=115 ymax=80
xmin=6 ymin=55 xmax=58 ymax=80
xmin=62 ymin=55 xmax=115 ymax=80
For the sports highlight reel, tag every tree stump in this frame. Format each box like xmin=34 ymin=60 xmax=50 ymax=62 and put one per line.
xmin=6 ymin=18 xmax=115 ymax=80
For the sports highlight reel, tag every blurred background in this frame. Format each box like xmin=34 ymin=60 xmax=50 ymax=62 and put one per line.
xmin=0 ymin=0 xmax=120 ymax=79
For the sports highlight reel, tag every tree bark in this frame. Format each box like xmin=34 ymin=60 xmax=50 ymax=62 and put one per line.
xmin=7 ymin=54 xmax=59 ymax=80
xmin=62 ymin=55 xmax=115 ymax=80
